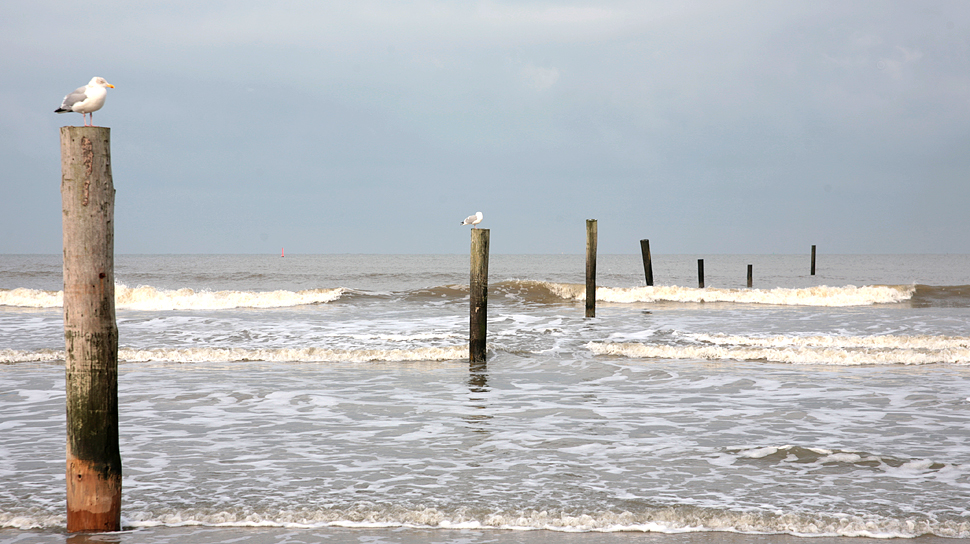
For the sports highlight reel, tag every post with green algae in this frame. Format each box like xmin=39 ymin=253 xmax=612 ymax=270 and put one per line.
xmin=586 ymin=220 xmax=597 ymax=318
xmin=470 ymin=228 xmax=489 ymax=363
xmin=60 ymin=126 xmax=121 ymax=533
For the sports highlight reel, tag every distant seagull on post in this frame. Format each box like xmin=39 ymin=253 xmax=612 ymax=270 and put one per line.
xmin=55 ymin=77 xmax=115 ymax=127
xmin=461 ymin=211 xmax=484 ymax=229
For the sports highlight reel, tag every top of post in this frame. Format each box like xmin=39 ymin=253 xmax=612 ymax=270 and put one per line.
xmin=61 ymin=126 xmax=110 ymax=134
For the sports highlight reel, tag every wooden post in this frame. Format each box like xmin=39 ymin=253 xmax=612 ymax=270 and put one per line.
xmin=61 ymin=127 xmax=121 ymax=533
xmin=747 ymin=264 xmax=753 ymax=288
xmin=640 ymin=239 xmax=653 ymax=286
xmin=470 ymin=228 xmax=489 ymax=363
xmin=697 ymin=259 xmax=705 ymax=288
xmin=811 ymin=245 xmax=816 ymax=275
xmin=586 ymin=220 xmax=597 ymax=318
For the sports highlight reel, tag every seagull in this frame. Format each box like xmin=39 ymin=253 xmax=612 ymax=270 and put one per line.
xmin=461 ymin=211 xmax=484 ymax=229
xmin=55 ymin=77 xmax=115 ymax=127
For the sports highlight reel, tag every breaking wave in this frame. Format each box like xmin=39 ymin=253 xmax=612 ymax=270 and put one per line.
xmin=2 ymin=503 xmax=967 ymax=538
xmin=0 ymin=281 xmax=929 ymax=309
xmin=587 ymin=332 xmax=970 ymax=365
xmin=541 ymin=282 xmax=914 ymax=306
xmin=0 ymin=346 xmax=467 ymax=365
xmin=728 ymin=444 xmax=950 ymax=473
xmin=0 ymin=285 xmax=347 ymax=310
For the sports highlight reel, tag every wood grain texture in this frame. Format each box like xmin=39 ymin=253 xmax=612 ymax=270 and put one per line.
xmin=470 ymin=229 xmax=489 ymax=363
xmin=60 ymin=126 xmax=121 ymax=533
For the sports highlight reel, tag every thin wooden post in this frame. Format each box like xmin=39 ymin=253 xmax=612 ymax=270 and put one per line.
xmin=60 ymin=126 xmax=121 ymax=533
xmin=697 ymin=259 xmax=705 ymax=288
xmin=640 ymin=239 xmax=653 ymax=286
xmin=747 ymin=264 xmax=753 ymax=288
xmin=470 ymin=228 xmax=489 ymax=363
xmin=586 ymin=220 xmax=597 ymax=318
xmin=811 ymin=245 xmax=816 ymax=275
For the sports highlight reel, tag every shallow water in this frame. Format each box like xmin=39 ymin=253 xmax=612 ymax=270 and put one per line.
xmin=2 ymin=254 xmax=969 ymax=540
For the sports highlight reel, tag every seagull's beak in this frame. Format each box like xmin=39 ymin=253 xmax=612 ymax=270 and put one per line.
xmin=106 ymin=84 xmax=115 ymax=88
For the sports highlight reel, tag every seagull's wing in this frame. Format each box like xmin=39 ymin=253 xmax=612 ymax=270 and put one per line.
xmin=56 ymin=86 xmax=88 ymax=112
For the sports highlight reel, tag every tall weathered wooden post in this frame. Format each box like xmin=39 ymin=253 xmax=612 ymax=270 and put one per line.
xmin=60 ymin=126 xmax=121 ymax=533
xmin=640 ymin=239 xmax=653 ymax=286
xmin=585 ymin=220 xmax=597 ymax=318
xmin=747 ymin=264 xmax=753 ymax=288
xmin=470 ymin=228 xmax=489 ymax=363
xmin=811 ymin=245 xmax=817 ymax=276
xmin=697 ymin=259 xmax=705 ymax=288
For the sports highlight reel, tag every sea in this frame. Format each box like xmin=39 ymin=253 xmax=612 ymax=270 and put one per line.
xmin=1 ymin=253 xmax=969 ymax=544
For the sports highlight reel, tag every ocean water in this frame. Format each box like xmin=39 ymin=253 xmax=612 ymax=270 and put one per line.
xmin=1 ymin=253 xmax=969 ymax=543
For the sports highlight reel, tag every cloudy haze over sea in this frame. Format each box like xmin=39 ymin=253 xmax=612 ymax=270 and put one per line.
xmin=3 ymin=1 xmax=970 ymax=255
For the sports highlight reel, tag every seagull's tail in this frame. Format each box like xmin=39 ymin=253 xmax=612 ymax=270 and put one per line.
xmin=54 ymin=107 xmax=69 ymax=113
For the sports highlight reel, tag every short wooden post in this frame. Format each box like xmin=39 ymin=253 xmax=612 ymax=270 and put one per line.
xmin=470 ymin=228 xmax=489 ymax=363
xmin=640 ymin=239 xmax=653 ymax=286
xmin=747 ymin=264 xmax=753 ymax=288
xmin=586 ymin=220 xmax=597 ymax=318
xmin=60 ymin=126 xmax=121 ymax=533
xmin=811 ymin=245 xmax=816 ymax=275
xmin=697 ymin=259 xmax=705 ymax=288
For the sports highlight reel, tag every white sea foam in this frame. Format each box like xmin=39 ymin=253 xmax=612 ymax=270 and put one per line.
xmin=0 ymin=346 xmax=467 ymax=364
xmin=692 ymin=332 xmax=970 ymax=351
xmin=0 ymin=288 xmax=61 ymax=308
xmin=0 ymin=348 xmax=62 ymax=364
xmin=0 ymin=285 xmax=347 ymax=310
xmin=0 ymin=282 xmax=919 ymax=309
xmin=546 ymin=283 xmax=913 ymax=306
xmin=587 ymin=332 xmax=970 ymax=365
xmin=116 ymin=285 xmax=347 ymax=310
xmin=736 ymin=445 xmax=785 ymax=459
xmin=0 ymin=513 xmax=65 ymax=531
xmin=3 ymin=506 xmax=967 ymax=539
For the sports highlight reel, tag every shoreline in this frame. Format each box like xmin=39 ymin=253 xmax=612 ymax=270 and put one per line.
xmin=2 ymin=526 xmax=965 ymax=544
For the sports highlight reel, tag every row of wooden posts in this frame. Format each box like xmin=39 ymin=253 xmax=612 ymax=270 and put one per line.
xmin=686 ymin=244 xmax=817 ymax=289
xmin=468 ymin=218 xmax=819 ymax=362
xmin=642 ymin=239 xmax=817 ymax=289
xmin=60 ymin=127 xmax=820 ymax=532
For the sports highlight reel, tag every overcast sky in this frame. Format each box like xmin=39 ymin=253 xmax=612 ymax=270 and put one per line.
xmin=3 ymin=1 xmax=969 ymax=254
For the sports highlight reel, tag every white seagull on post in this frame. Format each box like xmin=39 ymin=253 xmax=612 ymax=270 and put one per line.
xmin=461 ymin=211 xmax=484 ymax=229
xmin=55 ymin=77 xmax=115 ymax=127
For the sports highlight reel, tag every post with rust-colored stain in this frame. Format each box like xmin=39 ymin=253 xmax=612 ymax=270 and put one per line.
xmin=640 ymin=239 xmax=653 ymax=286
xmin=60 ymin=126 xmax=121 ymax=533
xmin=470 ymin=228 xmax=489 ymax=364
xmin=586 ymin=220 xmax=597 ymax=318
